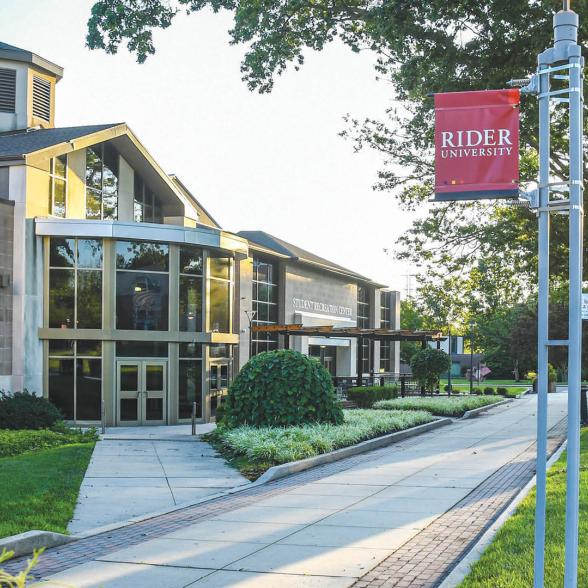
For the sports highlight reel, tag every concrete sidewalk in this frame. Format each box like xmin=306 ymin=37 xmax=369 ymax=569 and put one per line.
xmin=44 ymin=394 xmax=567 ymax=587
xmin=68 ymin=428 xmax=249 ymax=533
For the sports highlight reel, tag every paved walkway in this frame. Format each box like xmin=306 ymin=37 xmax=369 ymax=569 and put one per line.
xmin=10 ymin=394 xmax=567 ymax=587
xmin=69 ymin=426 xmax=249 ymax=533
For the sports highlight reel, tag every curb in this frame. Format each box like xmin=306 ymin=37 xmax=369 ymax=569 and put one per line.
xmin=256 ymin=417 xmax=452 ymax=484
xmin=0 ymin=531 xmax=76 ymax=558
xmin=438 ymin=438 xmax=568 ymax=588
xmin=461 ymin=399 xmax=511 ymax=419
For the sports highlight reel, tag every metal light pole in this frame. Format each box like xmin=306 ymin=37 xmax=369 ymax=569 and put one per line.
xmin=469 ymin=322 xmax=474 ymax=395
xmin=524 ymin=4 xmax=584 ymax=586
xmin=447 ymin=328 xmax=452 ymax=395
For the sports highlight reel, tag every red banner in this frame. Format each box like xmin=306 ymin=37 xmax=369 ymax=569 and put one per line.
xmin=434 ymin=89 xmax=520 ymax=201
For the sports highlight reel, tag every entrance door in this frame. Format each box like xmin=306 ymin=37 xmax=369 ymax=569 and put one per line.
xmin=117 ymin=360 xmax=167 ymax=425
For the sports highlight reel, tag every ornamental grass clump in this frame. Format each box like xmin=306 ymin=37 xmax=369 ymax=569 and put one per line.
xmin=209 ymin=409 xmax=434 ymax=470
xmin=223 ymin=349 xmax=343 ymax=427
xmin=373 ymin=396 xmax=503 ymax=417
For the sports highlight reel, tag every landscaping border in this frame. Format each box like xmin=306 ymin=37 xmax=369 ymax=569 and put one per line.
xmin=461 ymin=399 xmax=511 ymax=420
xmin=438 ymin=439 xmax=568 ymax=588
xmin=256 ymin=417 xmax=452 ymax=483
xmin=0 ymin=530 xmax=76 ymax=558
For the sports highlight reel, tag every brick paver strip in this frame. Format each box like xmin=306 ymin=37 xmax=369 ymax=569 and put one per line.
xmin=352 ymin=417 xmax=568 ymax=588
xmin=3 ymin=412 xmax=566 ymax=583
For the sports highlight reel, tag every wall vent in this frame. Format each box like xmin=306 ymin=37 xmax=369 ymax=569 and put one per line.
xmin=0 ymin=68 xmax=16 ymax=113
xmin=32 ymin=75 xmax=51 ymax=122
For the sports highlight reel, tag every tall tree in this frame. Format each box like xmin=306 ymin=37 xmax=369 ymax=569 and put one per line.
xmin=86 ymin=0 xmax=588 ymax=321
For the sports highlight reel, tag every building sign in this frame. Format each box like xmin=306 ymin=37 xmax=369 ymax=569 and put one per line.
xmin=292 ymin=297 xmax=353 ymax=318
xmin=434 ymin=89 xmax=520 ymax=201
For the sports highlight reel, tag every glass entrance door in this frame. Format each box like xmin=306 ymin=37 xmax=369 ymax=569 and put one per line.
xmin=117 ymin=360 xmax=167 ymax=425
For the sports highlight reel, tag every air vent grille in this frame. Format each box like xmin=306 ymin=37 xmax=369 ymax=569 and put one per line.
xmin=0 ymin=68 xmax=16 ymax=113
xmin=32 ymin=76 xmax=51 ymax=121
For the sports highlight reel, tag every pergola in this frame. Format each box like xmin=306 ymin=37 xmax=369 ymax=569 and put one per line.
xmin=252 ymin=324 xmax=444 ymax=376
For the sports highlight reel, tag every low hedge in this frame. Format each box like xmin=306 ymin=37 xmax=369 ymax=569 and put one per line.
xmin=0 ymin=391 xmax=62 ymax=430
xmin=346 ymin=385 xmax=398 ymax=408
xmin=0 ymin=426 xmax=98 ymax=458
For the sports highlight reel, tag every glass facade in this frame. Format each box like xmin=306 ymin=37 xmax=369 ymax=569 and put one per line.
xmin=116 ymin=241 xmax=169 ymax=330
xmin=357 ymin=285 xmax=371 ymax=374
xmin=380 ymin=291 xmax=392 ymax=372
xmin=179 ymin=247 xmax=203 ymax=332
xmin=178 ymin=343 xmax=202 ymax=419
xmin=208 ymin=253 xmax=232 ymax=333
xmin=48 ymin=238 xmax=103 ymax=329
xmin=133 ymin=174 xmax=163 ymax=223
xmin=86 ymin=143 xmax=119 ymax=220
xmin=48 ymin=340 xmax=102 ymax=421
xmin=251 ymin=257 xmax=278 ymax=355
xmin=49 ymin=154 xmax=67 ymax=217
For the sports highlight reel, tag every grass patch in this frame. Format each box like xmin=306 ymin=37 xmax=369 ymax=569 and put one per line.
xmin=459 ymin=429 xmax=588 ymax=587
xmin=441 ymin=378 xmax=531 ymax=387
xmin=373 ymin=396 xmax=503 ymax=417
xmin=0 ymin=442 xmax=95 ymax=538
xmin=0 ymin=427 xmax=98 ymax=458
xmin=206 ymin=409 xmax=435 ymax=480
xmin=449 ymin=385 xmax=528 ymax=397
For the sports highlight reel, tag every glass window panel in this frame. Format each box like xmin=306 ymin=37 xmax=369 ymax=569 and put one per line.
xmin=145 ymin=364 xmax=164 ymax=391
xmin=76 ymin=358 xmax=101 ymax=420
xmin=48 ymin=358 xmax=74 ymax=420
xmin=49 ymin=238 xmax=75 ymax=268
xmin=55 ymin=154 xmax=67 ymax=178
xmin=48 ymin=339 xmax=74 ymax=356
xmin=267 ymin=284 xmax=277 ymax=303
xmin=102 ymin=144 xmax=118 ymax=196
xmin=178 ymin=360 xmax=202 ymax=419
xmin=85 ymin=146 xmax=102 ymax=190
xmin=86 ymin=188 xmax=102 ymax=219
xmin=210 ymin=256 xmax=230 ymax=280
xmin=77 ymin=340 xmax=102 ymax=356
xmin=77 ymin=239 xmax=102 ymax=269
xmin=257 ymin=283 xmax=268 ymax=302
xmin=179 ymin=343 xmax=202 ymax=358
xmin=134 ymin=174 xmax=143 ymax=203
xmin=256 ymin=261 xmax=268 ymax=283
xmin=102 ymin=193 xmax=117 ymax=220
xmin=116 ymin=271 xmax=169 ymax=330
xmin=252 ymin=281 xmax=258 ymax=302
xmin=53 ymin=178 xmax=66 ymax=217
xmin=116 ymin=241 xmax=169 ymax=272
xmin=209 ymin=279 xmax=230 ymax=332
xmin=116 ymin=341 xmax=168 ymax=357
xmin=49 ymin=269 xmax=75 ymax=328
xmin=120 ymin=398 xmax=138 ymax=421
xmin=209 ymin=344 xmax=231 ymax=359
xmin=153 ymin=199 xmax=162 ymax=223
xmin=145 ymin=398 xmax=163 ymax=420
xmin=268 ymin=304 xmax=278 ymax=323
xmin=179 ymin=275 xmax=202 ymax=332
xmin=257 ymin=303 xmax=268 ymax=322
xmin=220 ymin=365 xmax=229 ymax=388
xmin=77 ymin=270 xmax=102 ymax=328
xmin=144 ymin=203 xmax=153 ymax=222
xmin=120 ymin=364 xmax=138 ymax=391
xmin=179 ymin=247 xmax=203 ymax=275
xmin=210 ymin=365 xmax=218 ymax=390
xmin=133 ymin=200 xmax=143 ymax=222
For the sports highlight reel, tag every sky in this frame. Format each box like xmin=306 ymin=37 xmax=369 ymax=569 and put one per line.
xmin=0 ymin=0 xmax=422 ymax=292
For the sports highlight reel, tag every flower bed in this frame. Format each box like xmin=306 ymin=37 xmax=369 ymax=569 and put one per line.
xmin=373 ymin=396 xmax=504 ymax=417
xmin=206 ymin=409 xmax=435 ymax=479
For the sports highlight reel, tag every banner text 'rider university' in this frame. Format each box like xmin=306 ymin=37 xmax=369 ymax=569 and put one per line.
xmin=434 ymin=89 xmax=520 ymax=201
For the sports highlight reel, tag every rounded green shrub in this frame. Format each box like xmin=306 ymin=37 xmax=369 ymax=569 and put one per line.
xmin=410 ymin=348 xmax=451 ymax=392
xmin=224 ymin=350 xmax=344 ymax=427
xmin=0 ymin=391 xmax=62 ymax=430
xmin=483 ymin=386 xmax=495 ymax=395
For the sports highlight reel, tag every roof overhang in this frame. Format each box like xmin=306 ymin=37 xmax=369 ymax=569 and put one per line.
xmin=0 ymin=47 xmax=63 ymax=81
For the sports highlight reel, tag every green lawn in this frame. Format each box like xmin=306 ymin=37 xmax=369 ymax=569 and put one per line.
xmin=448 ymin=385 xmax=528 ymax=397
xmin=0 ymin=440 xmax=95 ymax=538
xmin=373 ymin=396 xmax=504 ymax=417
xmin=206 ymin=409 xmax=435 ymax=480
xmin=441 ymin=378 xmax=531 ymax=387
xmin=459 ymin=429 xmax=588 ymax=587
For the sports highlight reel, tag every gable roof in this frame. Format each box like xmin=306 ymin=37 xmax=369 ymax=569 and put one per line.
xmin=169 ymin=175 xmax=222 ymax=229
xmin=238 ymin=230 xmax=384 ymax=286
xmin=0 ymin=41 xmax=63 ymax=80
xmin=0 ymin=124 xmax=120 ymax=160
